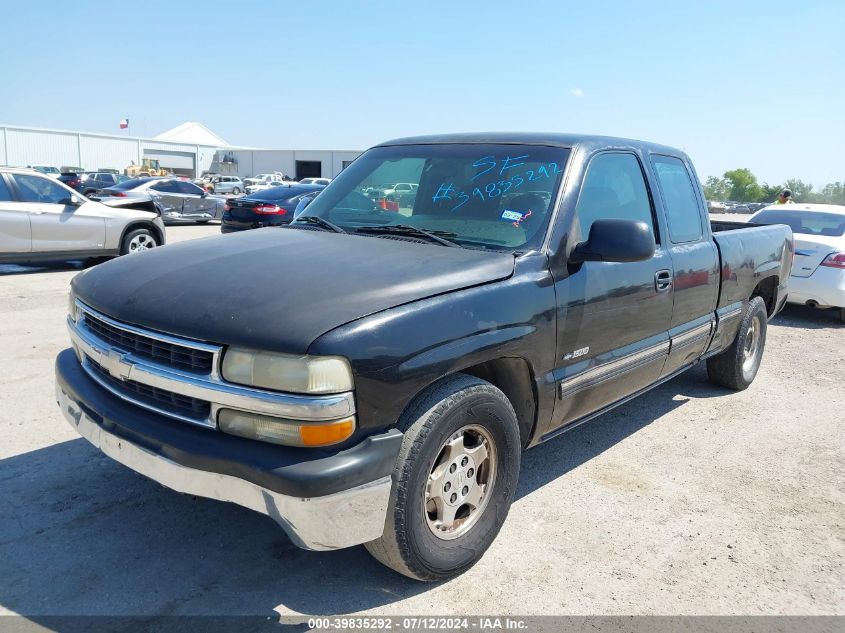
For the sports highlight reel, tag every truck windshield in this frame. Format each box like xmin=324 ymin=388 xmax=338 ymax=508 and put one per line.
xmin=296 ymin=144 xmax=570 ymax=250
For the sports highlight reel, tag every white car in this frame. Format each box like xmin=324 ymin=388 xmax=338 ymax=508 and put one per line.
xmin=0 ymin=167 xmax=166 ymax=263
xmin=298 ymin=177 xmax=332 ymax=186
xmin=750 ymin=204 xmax=845 ymax=322
xmin=244 ymin=172 xmax=288 ymax=187
xmin=27 ymin=165 xmax=61 ymax=179
xmin=245 ymin=180 xmax=287 ymax=194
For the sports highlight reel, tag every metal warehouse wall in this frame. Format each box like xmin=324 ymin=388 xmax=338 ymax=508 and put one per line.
xmin=1 ymin=124 xmax=358 ymax=178
xmin=228 ymin=150 xmax=361 ymax=179
xmin=1 ymin=125 xmax=218 ymax=174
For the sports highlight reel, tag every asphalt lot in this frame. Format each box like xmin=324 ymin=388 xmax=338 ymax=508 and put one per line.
xmin=0 ymin=223 xmax=843 ymax=618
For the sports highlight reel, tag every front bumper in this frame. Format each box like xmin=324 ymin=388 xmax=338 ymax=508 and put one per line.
xmin=55 ymin=349 xmax=401 ymax=551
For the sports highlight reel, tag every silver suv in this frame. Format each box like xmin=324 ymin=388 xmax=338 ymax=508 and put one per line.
xmin=205 ymin=175 xmax=244 ymax=195
xmin=0 ymin=167 xmax=166 ymax=263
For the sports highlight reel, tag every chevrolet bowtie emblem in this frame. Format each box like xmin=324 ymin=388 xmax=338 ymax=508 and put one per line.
xmin=100 ymin=349 xmax=133 ymax=381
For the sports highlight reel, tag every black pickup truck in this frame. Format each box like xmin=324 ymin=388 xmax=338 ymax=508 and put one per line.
xmin=55 ymin=133 xmax=793 ymax=581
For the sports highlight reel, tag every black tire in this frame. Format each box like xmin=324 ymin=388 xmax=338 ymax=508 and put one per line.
xmin=120 ymin=228 xmax=158 ymax=255
xmin=365 ymin=373 xmax=521 ymax=581
xmin=196 ymin=220 xmax=210 ymax=225
xmin=707 ymin=296 xmax=768 ymax=390
xmin=232 ymin=187 xmax=241 ymax=195
xmin=840 ymin=308 xmax=845 ymax=324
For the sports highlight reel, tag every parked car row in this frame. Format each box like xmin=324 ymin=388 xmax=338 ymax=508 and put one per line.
xmin=362 ymin=182 xmax=418 ymax=206
xmin=221 ymin=183 xmax=326 ymax=233
xmin=198 ymin=173 xmax=333 ymax=195
xmin=0 ymin=166 xmax=165 ymax=263
xmin=711 ymin=201 xmax=770 ymax=214
xmin=95 ymin=177 xmax=227 ymax=224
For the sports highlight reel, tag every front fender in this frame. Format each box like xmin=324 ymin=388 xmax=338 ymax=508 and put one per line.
xmin=307 ymin=255 xmax=558 ymax=442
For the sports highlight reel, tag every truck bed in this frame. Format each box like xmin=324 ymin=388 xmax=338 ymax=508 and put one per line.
xmin=710 ymin=219 xmax=761 ymax=232
xmin=710 ymin=221 xmax=793 ymax=310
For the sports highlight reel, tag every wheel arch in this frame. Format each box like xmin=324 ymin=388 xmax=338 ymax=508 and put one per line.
xmin=751 ymin=275 xmax=779 ymax=317
xmin=119 ymin=220 xmax=164 ymax=250
xmin=400 ymin=356 xmax=538 ymax=449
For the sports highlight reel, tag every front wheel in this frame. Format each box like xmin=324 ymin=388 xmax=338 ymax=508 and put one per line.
xmin=365 ymin=374 xmax=521 ymax=581
xmin=707 ymin=296 xmax=768 ymax=390
xmin=232 ymin=187 xmax=241 ymax=195
xmin=120 ymin=228 xmax=158 ymax=255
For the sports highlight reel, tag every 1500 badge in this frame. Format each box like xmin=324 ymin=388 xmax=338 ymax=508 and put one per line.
xmin=563 ymin=346 xmax=589 ymax=361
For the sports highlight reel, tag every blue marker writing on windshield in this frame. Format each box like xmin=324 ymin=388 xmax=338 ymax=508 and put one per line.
xmin=499 ymin=154 xmax=529 ymax=176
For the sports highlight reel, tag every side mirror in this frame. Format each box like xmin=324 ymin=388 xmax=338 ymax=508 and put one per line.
xmin=200 ymin=191 xmax=208 ymax=198
xmin=293 ymin=195 xmax=314 ymax=219
xmin=570 ymin=218 xmax=655 ymax=264
xmin=63 ymin=195 xmax=84 ymax=207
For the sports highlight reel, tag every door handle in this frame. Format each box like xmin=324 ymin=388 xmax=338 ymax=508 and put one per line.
xmin=655 ymin=270 xmax=673 ymax=292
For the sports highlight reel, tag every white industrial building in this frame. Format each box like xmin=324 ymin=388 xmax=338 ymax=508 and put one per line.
xmin=0 ymin=122 xmax=362 ymax=180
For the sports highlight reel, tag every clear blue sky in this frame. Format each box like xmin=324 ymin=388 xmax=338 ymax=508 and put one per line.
xmin=1 ymin=0 xmax=843 ymax=186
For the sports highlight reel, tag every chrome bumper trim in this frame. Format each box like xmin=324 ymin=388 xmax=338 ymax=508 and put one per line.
xmin=57 ymin=384 xmax=390 ymax=551
xmin=67 ymin=315 xmax=356 ymax=427
xmin=559 ymin=340 xmax=670 ymax=398
xmin=670 ymin=321 xmax=714 ymax=351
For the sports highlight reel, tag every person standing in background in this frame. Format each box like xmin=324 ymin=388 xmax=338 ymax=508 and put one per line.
xmin=775 ymin=188 xmax=795 ymax=204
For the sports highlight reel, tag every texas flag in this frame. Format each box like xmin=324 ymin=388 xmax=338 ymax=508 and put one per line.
xmin=119 ymin=118 xmax=129 ymax=129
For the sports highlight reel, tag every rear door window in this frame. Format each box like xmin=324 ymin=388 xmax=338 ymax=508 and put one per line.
xmin=651 ymin=155 xmax=703 ymax=243
xmin=0 ymin=176 xmax=14 ymax=201
xmin=150 ymin=180 xmax=179 ymax=193
xmin=175 ymin=181 xmax=205 ymax=195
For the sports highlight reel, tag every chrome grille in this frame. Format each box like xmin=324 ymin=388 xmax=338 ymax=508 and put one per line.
xmin=82 ymin=311 xmax=214 ymax=373
xmin=87 ymin=358 xmax=211 ymax=421
xmin=68 ymin=300 xmax=356 ymax=429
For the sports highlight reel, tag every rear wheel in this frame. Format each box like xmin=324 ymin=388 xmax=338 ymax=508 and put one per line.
xmin=120 ymin=228 xmax=158 ymax=255
xmin=232 ymin=187 xmax=241 ymax=195
xmin=707 ymin=296 xmax=768 ymax=390
xmin=365 ymin=374 xmax=521 ymax=581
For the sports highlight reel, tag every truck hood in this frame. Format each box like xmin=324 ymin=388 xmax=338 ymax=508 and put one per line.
xmin=72 ymin=228 xmax=515 ymax=353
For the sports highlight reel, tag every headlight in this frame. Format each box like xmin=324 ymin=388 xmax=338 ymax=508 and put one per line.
xmin=68 ymin=292 xmax=78 ymax=322
xmin=218 ymin=409 xmax=355 ymax=447
xmin=221 ymin=347 xmax=353 ymax=394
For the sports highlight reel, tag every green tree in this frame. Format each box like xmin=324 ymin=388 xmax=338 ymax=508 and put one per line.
xmin=703 ymin=176 xmax=729 ymax=201
xmin=723 ymin=168 xmax=763 ymax=202
xmin=759 ymin=183 xmax=783 ymax=202
xmin=783 ymin=178 xmax=813 ymax=202
xmin=819 ymin=182 xmax=845 ymax=205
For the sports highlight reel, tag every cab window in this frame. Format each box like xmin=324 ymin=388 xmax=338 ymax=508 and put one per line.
xmin=651 ymin=155 xmax=703 ymax=243
xmin=575 ymin=152 xmax=657 ymax=242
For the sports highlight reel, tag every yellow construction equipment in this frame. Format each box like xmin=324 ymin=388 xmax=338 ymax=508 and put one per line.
xmin=124 ymin=158 xmax=168 ymax=178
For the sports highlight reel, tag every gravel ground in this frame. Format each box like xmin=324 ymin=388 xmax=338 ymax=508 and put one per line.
xmin=0 ymin=224 xmax=842 ymax=617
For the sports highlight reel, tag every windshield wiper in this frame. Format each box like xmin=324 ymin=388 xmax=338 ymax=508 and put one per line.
xmin=355 ymin=224 xmax=459 ymax=247
xmin=293 ymin=215 xmax=347 ymax=233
